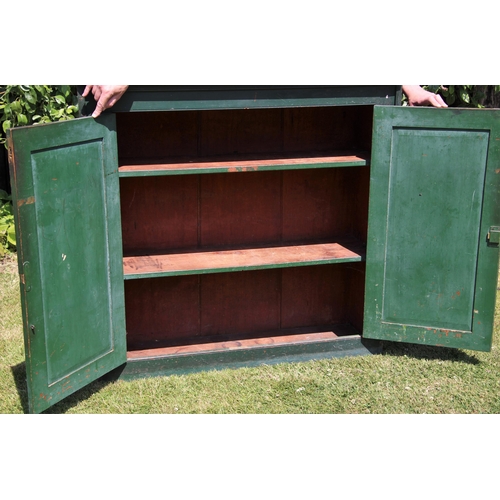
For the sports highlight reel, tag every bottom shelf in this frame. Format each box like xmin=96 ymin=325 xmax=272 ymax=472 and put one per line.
xmin=113 ymin=330 xmax=382 ymax=381
xmin=124 ymin=264 xmax=367 ymax=349
xmin=127 ymin=324 xmax=360 ymax=358
xmin=120 ymin=263 xmax=370 ymax=380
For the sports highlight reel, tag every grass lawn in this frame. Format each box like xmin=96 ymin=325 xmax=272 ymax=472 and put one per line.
xmin=1 ymin=254 xmax=499 ymax=414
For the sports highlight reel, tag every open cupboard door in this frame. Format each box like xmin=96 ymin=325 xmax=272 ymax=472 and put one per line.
xmin=8 ymin=116 xmax=126 ymax=413
xmin=364 ymin=106 xmax=500 ymax=351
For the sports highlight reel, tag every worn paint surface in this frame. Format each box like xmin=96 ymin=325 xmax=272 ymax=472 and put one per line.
xmin=364 ymin=106 xmax=500 ymax=351
xmin=79 ymin=85 xmax=402 ymax=113
xmin=8 ymin=89 xmax=500 ymax=413
xmin=8 ymin=116 xmax=126 ymax=413
xmin=123 ymin=241 xmax=364 ymax=279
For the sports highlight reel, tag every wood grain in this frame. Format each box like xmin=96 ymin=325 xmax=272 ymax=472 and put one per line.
xmin=123 ymin=241 xmax=364 ymax=278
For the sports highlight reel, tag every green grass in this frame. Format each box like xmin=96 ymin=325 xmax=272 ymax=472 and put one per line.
xmin=1 ymin=254 xmax=499 ymax=414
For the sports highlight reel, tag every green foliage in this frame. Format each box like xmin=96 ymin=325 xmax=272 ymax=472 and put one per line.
xmin=426 ymin=85 xmax=483 ymax=107
xmin=0 ymin=189 xmax=15 ymax=257
xmin=0 ymin=85 xmax=79 ymax=148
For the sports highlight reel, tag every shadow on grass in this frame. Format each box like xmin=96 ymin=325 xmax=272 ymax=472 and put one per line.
xmin=11 ymin=362 xmax=29 ymax=414
xmin=11 ymin=362 xmax=124 ymax=414
xmin=380 ymin=341 xmax=480 ymax=365
xmin=12 ymin=342 xmax=481 ymax=413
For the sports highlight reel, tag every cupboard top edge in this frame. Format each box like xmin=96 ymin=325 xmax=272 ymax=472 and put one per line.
xmin=78 ymin=85 xmax=403 ymax=114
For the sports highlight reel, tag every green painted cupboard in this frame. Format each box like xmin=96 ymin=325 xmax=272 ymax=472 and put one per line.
xmin=7 ymin=86 xmax=500 ymax=413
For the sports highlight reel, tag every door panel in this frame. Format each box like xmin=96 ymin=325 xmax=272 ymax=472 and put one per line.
xmin=8 ymin=116 xmax=126 ymax=413
xmin=364 ymin=106 xmax=500 ymax=351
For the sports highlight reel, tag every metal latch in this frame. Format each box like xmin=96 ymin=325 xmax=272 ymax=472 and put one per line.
xmin=488 ymin=226 xmax=500 ymax=245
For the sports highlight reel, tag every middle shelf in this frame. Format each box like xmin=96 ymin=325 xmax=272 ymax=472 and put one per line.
xmin=123 ymin=239 xmax=365 ymax=279
xmin=118 ymin=151 xmax=370 ymax=177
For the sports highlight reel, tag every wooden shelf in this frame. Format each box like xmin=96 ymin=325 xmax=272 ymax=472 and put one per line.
xmin=126 ymin=325 xmax=360 ymax=359
xmin=123 ymin=240 xmax=365 ymax=280
xmin=118 ymin=151 xmax=370 ymax=177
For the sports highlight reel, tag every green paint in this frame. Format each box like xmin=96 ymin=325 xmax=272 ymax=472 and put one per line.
xmin=364 ymin=106 xmax=500 ymax=351
xmin=118 ymin=336 xmax=382 ymax=381
xmin=8 ymin=89 xmax=500 ymax=413
xmin=8 ymin=116 xmax=126 ymax=413
xmin=118 ymin=159 xmax=370 ymax=178
xmin=79 ymin=85 xmax=401 ymax=114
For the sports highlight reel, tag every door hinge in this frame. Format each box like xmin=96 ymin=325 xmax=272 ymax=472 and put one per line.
xmin=487 ymin=226 xmax=500 ymax=245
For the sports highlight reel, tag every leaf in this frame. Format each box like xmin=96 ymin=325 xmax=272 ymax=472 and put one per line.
xmin=59 ymin=85 xmax=71 ymax=97
xmin=460 ymin=89 xmax=470 ymax=104
xmin=17 ymin=113 xmax=28 ymax=125
xmin=50 ymin=109 xmax=64 ymax=119
xmin=0 ymin=189 xmax=11 ymax=200
xmin=54 ymin=95 xmax=66 ymax=105
xmin=2 ymin=119 xmax=11 ymax=132
xmin=7 ymin=225 xmax=16 ymax=246
xmin=10 ymin=100 xmax=21 ymax=112
xmin=2 ymin=202 xmax=13 ymax=216
xmin=24 ymin=89 xmax=36 ymax=104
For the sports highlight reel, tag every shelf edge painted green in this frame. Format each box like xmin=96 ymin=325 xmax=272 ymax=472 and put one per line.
xmin=118 ymin=157 xmax=370 ymax=177
xmin=123 ymin=255 xmax=365 ymax=280
xmin=123 ymin=242 xmax=366 ymax=280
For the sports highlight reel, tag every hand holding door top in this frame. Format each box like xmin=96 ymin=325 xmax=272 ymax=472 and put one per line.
xmin=82 ymin=85 xmax=129 ymax=118
xmin=81 ymin=85 xmax=447 ymax=118
xmin=402 ymin=85 xmax=448 ymax=107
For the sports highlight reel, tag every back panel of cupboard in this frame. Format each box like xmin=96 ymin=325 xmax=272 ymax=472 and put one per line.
xmin=116 ymin=106 xmax=372 ymax=351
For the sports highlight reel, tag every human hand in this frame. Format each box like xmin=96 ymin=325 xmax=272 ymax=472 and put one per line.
xmin=402 ymin=85 xmax=448 ymax=108
xmin=82 ymin=85 xmax=129 ymax=117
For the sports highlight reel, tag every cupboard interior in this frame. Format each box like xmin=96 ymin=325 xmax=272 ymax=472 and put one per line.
xmin=115 ymin=106 xmax=374 ymax=355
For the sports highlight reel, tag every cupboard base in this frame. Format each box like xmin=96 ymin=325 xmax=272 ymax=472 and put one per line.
xmin=110 ymin=334 xmax=382 ymax=381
